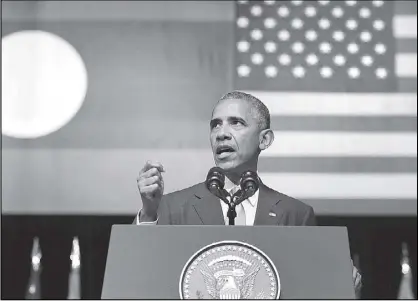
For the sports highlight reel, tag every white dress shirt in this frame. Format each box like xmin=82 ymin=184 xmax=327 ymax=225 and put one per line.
xmin=136 ymin=176 xmax=259 ymax=225
xmin=221 ymin=176 xmax=259 ymax=226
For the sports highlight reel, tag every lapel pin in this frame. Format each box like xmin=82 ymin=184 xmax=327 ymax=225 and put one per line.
xmin=269 ymin=212 xmax=276 ymax=217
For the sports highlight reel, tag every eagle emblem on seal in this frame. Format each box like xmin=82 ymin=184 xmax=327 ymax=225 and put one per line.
xmin=179 ymin=241 xmax=280 ymax=299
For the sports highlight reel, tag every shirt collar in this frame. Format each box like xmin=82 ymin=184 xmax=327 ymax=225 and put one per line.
xmin=224 ymin=176 xmax=258 ymax=207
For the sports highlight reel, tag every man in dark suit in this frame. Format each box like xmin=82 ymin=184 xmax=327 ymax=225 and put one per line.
xmin=134 ymin=91 xmax=314 ymax=226
xmin=134 ymin=91 xmax=361 ymax=294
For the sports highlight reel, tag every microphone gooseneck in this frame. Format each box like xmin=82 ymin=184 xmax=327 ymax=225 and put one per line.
xmin=205 ymin=168 xmax=260 ymax=225
xmin=230 ymin=170 xmax=259 ymax=207
xmin=205 ymin=167 xmax=229 ymax=204
xmin=240 ymin=170 xmax=259 ymax=198
xmin=206 ymin=167 xmax=225 ymax=191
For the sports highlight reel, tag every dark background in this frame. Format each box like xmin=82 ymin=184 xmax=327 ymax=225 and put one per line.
xmin=1 ymin=215 xmax=416 ymax=299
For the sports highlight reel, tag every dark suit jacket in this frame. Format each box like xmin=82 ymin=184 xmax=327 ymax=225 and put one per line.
xmin=135 ymin=182 xmax=316 ymax=226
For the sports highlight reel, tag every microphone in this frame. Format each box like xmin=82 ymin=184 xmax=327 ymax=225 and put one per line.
xmin=205 ymin=167 xmax=229 ymax=203
xmin=231 ymin=170 xmax=259 ymax=206
xmin=205 ymin=168 xmax=259 ymax=225
xmin=240 ymin=170 xmax=259 ymax=197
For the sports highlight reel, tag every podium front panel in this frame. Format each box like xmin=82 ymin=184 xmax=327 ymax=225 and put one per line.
xmin=102 ymin=225 xmax=355 ymax=299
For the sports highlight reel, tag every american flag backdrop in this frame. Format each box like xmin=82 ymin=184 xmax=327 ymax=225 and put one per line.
xmin=235 ymin=0 xmax=417 ymax=215
xmin=1 ymin=1 xmax=416 ymax=216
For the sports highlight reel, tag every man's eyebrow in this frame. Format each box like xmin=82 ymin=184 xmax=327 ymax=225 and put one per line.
xmin=210 ymin=118 xmax=221 ymax=127
xmin=228 ymin=116 xmax=247 ymax=124
xmin=210 ymin=116 xmax=248 ymax=127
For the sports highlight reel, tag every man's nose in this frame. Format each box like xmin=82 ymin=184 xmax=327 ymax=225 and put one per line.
xmin=216 ymin=126 xmax=232 ymax=141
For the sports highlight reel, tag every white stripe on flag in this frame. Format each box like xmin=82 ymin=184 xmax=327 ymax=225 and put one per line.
xmin=2 ymin=149 xmax=417 ymax=215
xmin=301 ymin=198 xmax=417 ymax=216
xmin=259 ymin=173 xmax=417 ymax=198
xmin=396 ymin=53 xmax=418 ymax=77
xmin=244 ymin=92 xmax=417 ymax=116
xmin=393 ymin=15 xmax=417 ymax=38
xmin=261 ymin=132 xmax=417 ymax=157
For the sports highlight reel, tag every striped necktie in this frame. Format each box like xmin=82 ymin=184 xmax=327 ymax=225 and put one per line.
xmin=229 ymin=186 xmax=246 ymax=226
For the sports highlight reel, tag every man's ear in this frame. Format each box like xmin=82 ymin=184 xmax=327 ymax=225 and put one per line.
xmin=259 ymin=129 xmax=274 ymax=151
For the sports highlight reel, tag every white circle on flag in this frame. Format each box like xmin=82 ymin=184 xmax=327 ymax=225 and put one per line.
xmin=333 ymin=31 xmax=345 ymax=42
xmin=372 ymin=0 xmax=384 ymax=7
xmin=277 ymin=30 xmax=290 ymax=41
xmin=348 ymin=67 xmax=361 ymax=78
xmin=375 ymin=67 xmax=387 ymax=78
xmin=251 ymin=29 xmax=264 ymax=40
xmin=237 ymin=17 xmax=250 ymax=28
xmin=277 ymin=6 xmax=290 ymax=17
xmin=251 ymin=53 xmax=264 ymax=65
xmin=306 ymin=53 xmax=319 ymax=65
xmin=334 ymin=54 xmax=346 ymax=66
xmin=359 ymin=7 xmax=371 ymax=18
xmin=332 ymin=7 xmax=344 ymax=18
xmin=373 ymin=20 xmax=385 ymax=31
xmin=292 ymin=42 xmax=305 ymax=54
xmin=237 ymin=65 xmax=251 ymax=77
xmin=361 ymin=55 xmax=374 ymax=66
xmin=319 ymin=42 xmax=332 ymax=54
xmin=291 ymin=0 xmax=303 ymax=6
xmin=264 ymin=18 xmax=277 ymax=29
xmin=305 ymin=6 xmax=317 ymax=17
xmin=264 ymin=41 xmax=277 ymax=53
xmin=346 ymin=19 xmax=358 ymax=30
xmin=348 ymin=43 xmax=360 ymax=54
xmin=251 ymin=5 xmax=263 ymax=17
xmin=278 ymin=53 xmax=292 ymax=66
xmin=293 ymin=66 xmax=305 ymax=78
xmin=265 ymin=65 xmax=278 ymax=78
xmin=375 ymin=43 xmax=387 ymax=55
xmin=237 ymin=40 xmax=251 ymax=52
xmin=318 ymin=18 xmax=331 ymax=29
xmin=360 ymin=31 xmax=373 ymax=43
xmin=2 ymin=30 xmax=88 ymax=139
xmin=305 ymin=30 xmax=318 ymax=41
xmin=320 ymin=66 xmax=333 ymax=78
xmin=291 ymin=18 xmax=304 ymax=29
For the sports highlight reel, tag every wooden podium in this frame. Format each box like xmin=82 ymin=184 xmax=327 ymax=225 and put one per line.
xmin=101 ymin=225 xmax=356 ymax=299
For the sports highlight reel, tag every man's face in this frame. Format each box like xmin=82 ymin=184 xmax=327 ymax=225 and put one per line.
xmin=210 ymin=98 xmax=261 ymax=171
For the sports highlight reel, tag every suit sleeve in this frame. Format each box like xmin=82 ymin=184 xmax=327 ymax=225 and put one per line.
xmin=301 ymin=206 xmax=317 ymax=226
xmin=132 ymin=210 xmax=158 ymax=225
xmin=131 ymin=196 xmax=172 ymax=225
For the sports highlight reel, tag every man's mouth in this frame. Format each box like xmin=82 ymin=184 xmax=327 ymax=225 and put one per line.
xmin=216 ymin=145 xmax=236 ymax=159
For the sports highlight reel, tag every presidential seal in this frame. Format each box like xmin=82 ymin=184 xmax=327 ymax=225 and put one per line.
xmin=179 ymin=241 xmax=280 ymax=299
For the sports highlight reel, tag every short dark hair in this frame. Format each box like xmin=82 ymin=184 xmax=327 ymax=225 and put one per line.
xmin=218 ymin=91 xmax=271 ymax=130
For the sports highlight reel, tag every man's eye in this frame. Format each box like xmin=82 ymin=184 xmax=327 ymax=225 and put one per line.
xmin=232 ymin=120 xmax=243 ymax=125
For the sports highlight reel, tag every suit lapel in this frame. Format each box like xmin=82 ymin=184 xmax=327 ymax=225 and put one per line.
xmin=254 ymin=183 xmax=285 ymax=225
xmin=189 ymin=182 xmax=285 ymax=225
xmin=191 ymin=183 xmax=225 ymax=225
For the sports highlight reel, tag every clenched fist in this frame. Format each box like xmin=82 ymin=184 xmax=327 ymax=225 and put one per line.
xmin=137 ymin=161 xmax=165 ymax=222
